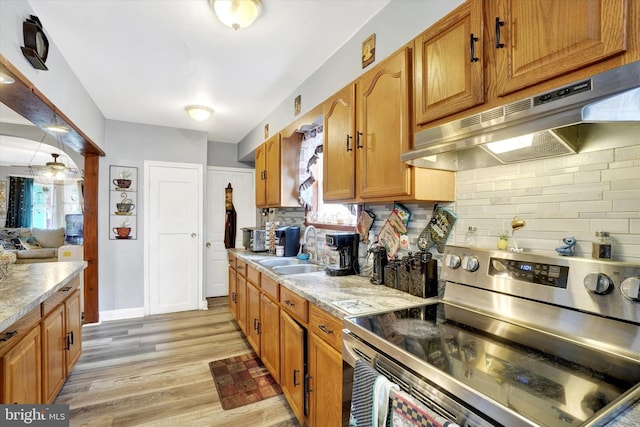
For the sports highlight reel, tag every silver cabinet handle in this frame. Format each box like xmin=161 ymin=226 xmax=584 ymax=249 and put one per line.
xmin=191 ymin=232 xmax=197 ymax=238
xmin=206 ymin=242 xmax=211 ymax=248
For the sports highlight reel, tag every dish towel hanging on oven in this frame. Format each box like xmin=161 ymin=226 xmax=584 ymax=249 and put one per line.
xmin=349 ymin=359 xmax=380 ymax=427
xmin=373 ymin=375 xmax=399 ymax=427
xmin=390 ymin=388 xmax=459 ymax=427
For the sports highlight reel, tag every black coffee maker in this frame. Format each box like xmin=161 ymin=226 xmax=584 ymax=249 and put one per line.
xmin=325 ymin=232 xmax=359 ymax=276
xmin=275 ymin=226 xmax=300 ymax=257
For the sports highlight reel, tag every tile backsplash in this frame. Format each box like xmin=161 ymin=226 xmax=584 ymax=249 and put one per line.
xmin=454 ymin=145 xmax=640 ymax=262
xmin=271 ymin=145 xmax=639 ymax=263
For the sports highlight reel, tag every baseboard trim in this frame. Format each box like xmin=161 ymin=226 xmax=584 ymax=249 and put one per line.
xmin=100 ymin=307 xmax=145 ymax=322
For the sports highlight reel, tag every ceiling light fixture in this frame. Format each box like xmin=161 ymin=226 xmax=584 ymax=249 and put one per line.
xmin=0 ymin=71 xmax=15 ymax=85
xmin=42 ymin=110 xmax=70 ymax=133
xmin=185 ymin=105 xmax=214 ymax=122
xmin=210 ymin=0 xmax=263 ymax=31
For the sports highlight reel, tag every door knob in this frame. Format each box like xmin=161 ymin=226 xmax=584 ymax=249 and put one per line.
xmin=206 ymin=242 xmax=211 ymax=248
xmin=191 ymin=233 xmax=197 ymax=238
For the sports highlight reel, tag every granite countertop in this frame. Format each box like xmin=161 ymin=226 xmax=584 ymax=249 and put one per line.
xmin=0 ymin=261 xmax=87 ymax=332
xmin=232 ymin=250 xmax=429 ymax=319
xmin=231 ymin=249 xmax=640 ymax=427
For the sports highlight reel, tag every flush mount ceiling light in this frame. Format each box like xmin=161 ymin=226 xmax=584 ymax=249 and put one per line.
xmin=185 ymin=105 xmax=214 ymax=122
xmin=210 ymin=0 xmax=263 ymax=31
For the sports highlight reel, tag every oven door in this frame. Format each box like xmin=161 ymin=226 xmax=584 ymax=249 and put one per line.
xmin=343 ymin=329 xmax=497 ymax=427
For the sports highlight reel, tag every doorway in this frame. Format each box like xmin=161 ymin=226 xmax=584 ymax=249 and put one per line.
xmin=144 ymin=161 xmax=204 ymax=314
xmin=205 ymin=167 xmax=255 ymax=297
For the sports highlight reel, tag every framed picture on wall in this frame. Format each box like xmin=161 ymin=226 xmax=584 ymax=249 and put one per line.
xmin=109 ymin=165 xmax=138 ymax=240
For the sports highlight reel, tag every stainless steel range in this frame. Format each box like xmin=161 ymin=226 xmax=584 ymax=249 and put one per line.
xmin=343 ymin=245 xmax=640 ymax=426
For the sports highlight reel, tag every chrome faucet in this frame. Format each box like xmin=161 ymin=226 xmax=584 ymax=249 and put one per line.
xmin=303 ymin=225 xmax=317 ymax=262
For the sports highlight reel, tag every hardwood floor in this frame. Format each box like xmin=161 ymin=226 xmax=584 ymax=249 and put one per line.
xmin=55 ymin=298 xmax=299 ymax=427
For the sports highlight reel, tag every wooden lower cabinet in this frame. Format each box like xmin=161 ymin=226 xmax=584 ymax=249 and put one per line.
xmin=228 ymin=266 xmax=237 ymax=316
xmin=1 ymin=274 xmax=82 ymax=404
xmin=236 ymin=275 xmax=247 ymax=334
xmin=246 ymin=282 xmax=261 ymax=353
xmin=65 ymin=289 xmax=82 ymax=370
xmin=280 ymin=310 xmax=306 ymax=425
xmin=260 ymin=294 xmax=280 ymax=382
xmin=308 ymin=332 xmax=345 ymax=426
xmin=42 ymin=304 xmax=66 ymax=403
xmin=0 ymin=326 xmax=42 ymax=404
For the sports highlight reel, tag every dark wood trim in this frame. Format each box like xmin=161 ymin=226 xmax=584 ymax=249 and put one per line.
xmin=0 ymin=54 xmax=105 ymax=157
xmin=0 ymin=55 xmax=105 ymax=324
xmin=83 ymin=154 xmax=100 ymax=324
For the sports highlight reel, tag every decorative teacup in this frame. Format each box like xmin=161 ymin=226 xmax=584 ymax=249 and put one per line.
xmin=112 ymin=227 xmax=131 ymax=238
xmin=113 ymin=179 xmax=132 ymax=189
xmin=116 ymin=203 xmax=135 ymax=213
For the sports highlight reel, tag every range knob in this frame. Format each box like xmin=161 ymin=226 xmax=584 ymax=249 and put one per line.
xmin=445 ymin=254 xmax=461 ymax=269
xmin=584 ymin=272 xmax=614 ymax=295
xmin=620 ymin=277 xmax=640 ymax=301
xmin=461 ymin=256 xmax=479 ymax=272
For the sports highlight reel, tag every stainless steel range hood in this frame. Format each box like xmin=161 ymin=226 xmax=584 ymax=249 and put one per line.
xmin=404 ymin=61 xmax=640 ymax=171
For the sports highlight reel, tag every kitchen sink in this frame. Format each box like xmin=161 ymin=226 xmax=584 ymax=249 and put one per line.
xmin=271 ymin=264 xmax=324 ymax=275
xmin=258 ymin=258 xmax=308 ymax=268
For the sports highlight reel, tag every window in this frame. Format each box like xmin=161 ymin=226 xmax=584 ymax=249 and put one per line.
xmin=31 ymin=179 xmax=82 ymax=229
xmin=299 ymin=133 xmax=357 ymax=228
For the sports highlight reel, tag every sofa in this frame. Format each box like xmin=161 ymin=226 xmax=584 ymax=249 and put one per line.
xmin=0 ymin=227 xmax=66 ymax=263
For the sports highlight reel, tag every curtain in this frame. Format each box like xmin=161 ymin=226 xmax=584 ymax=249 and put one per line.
xmin=7 ymin=177 xmax=34 ymax=228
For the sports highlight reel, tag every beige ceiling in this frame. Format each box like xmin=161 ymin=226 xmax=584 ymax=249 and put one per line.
xmin=25 ymin=0 xmax=391 ymax=144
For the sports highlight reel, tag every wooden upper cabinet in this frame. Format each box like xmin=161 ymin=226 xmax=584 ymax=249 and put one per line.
xmin=414 ymin=0 xmax=484 ymax=125
xmin=255 ymin=133 xmax=300 ymax=208
xmin=357 ymin=48 xmax=412 ymax=200
xmin=255 ymin=135 xmax=281 ymax=208
xmin=265 ymin=135 xmax=282 ymax=206
xmin=254 ymin=143 xmax=267 ymax=207
xmin=323 ymin=83 xmax=357 ymax=201
xmin=494 ymin=0 xmax=628 ymax=96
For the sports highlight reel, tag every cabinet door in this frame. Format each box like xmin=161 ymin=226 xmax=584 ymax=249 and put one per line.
xmin=246 ymin=282 xmax=261 ymax=355
xmin=65 ymin=289 xmax=82 ymax=371
xmin=255 ymin=143 xmax=267 ymax=207
xmin=236 ymin=275 xmax=247 ymax=334
xmin=265 ymin=135 xmax=282 ymax=207
xmin=357 ymin=48 xmax=412 ymax=199
xmin=323 ymin=83 xmax=357 ymax=201
xmin=1 ymin=326 xmax=41 ymax=404
xmin=495 ymin=0 xmax=628 ymax=96
xmin=228 ymin=266 xmax=237 ymax=317
xmin=414 ymin=0 xmax=483 ymax=125
xmin=308 ymin=333 xmax=344 ymax=427
xmin=260 ymin=294 xmax=280 ymax=383
xmin=280 ymin=310 xmax=306 ymax=425
xmin=42 ymin=304 xmax=66 ymax=403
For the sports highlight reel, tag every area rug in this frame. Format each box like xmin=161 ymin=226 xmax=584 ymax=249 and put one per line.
xmin=209 ymin=352 xmax=282 ymax=410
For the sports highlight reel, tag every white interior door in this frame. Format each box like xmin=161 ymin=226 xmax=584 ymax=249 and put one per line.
xmin=145 ymin=161 xmax=203 ymax=314
xmin=205 ymin=167 xmax=255 ymax=297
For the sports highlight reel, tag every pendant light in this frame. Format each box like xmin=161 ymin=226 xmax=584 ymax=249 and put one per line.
xmin=210 ymin=0 xmax=263 ymax=31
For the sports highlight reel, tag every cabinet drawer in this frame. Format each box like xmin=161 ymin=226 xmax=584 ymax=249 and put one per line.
xmin=309 ymin=304 xmax=342 ymax=352
xmin=261 ymin=274 xmax=279 ymax=301
xmin=236 ymin=259 xmax=247 ymax=277
xmin=227 ymin=252 xmax=236 ymax=268
xmin=42 ymin=276 xmax=80 ymax=317
xmin=0 ymin=306 xmax=41 ymax=356
xmin=280 ymin=287 xmax=308 ymax=323
xmin=247 ymin=265 xmax=260 ymax=285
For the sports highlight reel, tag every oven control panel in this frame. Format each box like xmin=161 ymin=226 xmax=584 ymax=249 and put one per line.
xmin=488 ymin=257 xmax=570 ymax=288
xmin=442 ymin=245 xmax=640 ymax=324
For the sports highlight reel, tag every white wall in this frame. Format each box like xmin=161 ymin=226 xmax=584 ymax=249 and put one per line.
xmin=99 ymin=120 xmax=207 ymax=314
xmin=2 ymin=0 xmax=105 ymax=150
xmin=237 ymin=0 xmax=464 ymax=161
